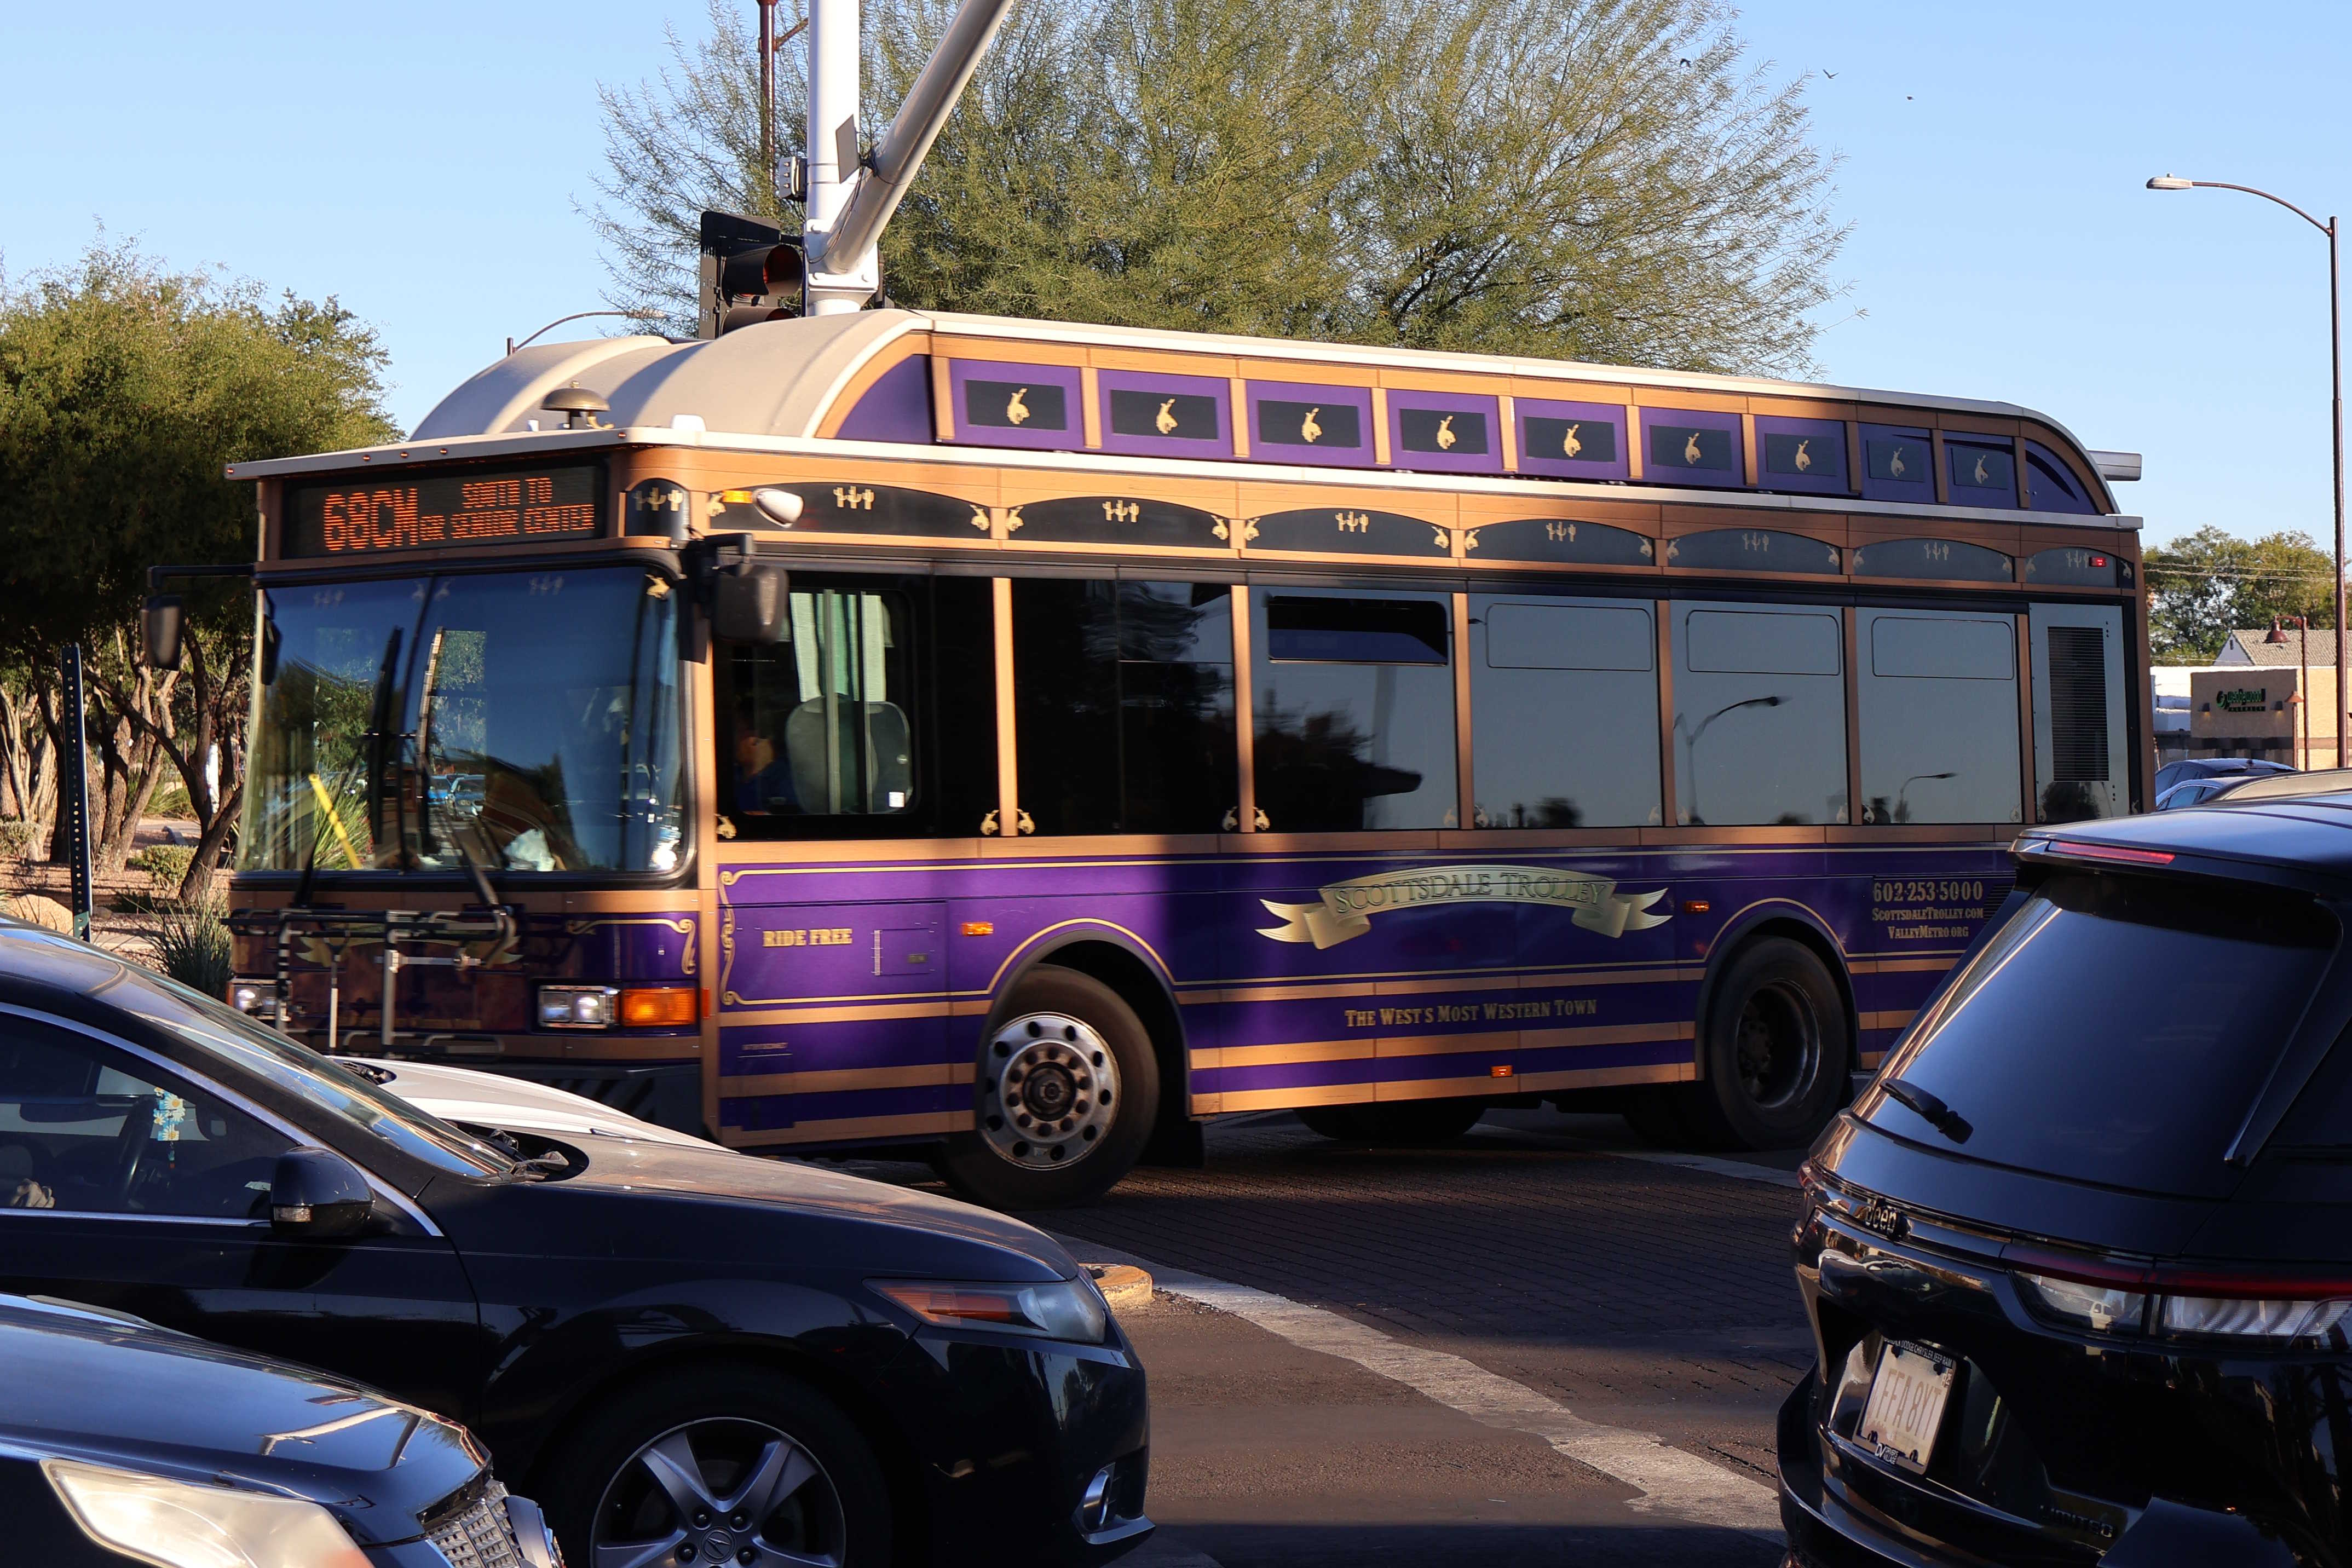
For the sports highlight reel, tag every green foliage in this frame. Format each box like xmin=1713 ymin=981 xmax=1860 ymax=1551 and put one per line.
xmin=0 ymin=240 xmax=397 ymax=658
xmin=2145 ymin=526 xmax=2338 ymax=663
xmin=590 ymin=0 xmax=1845 ymax=374
xmin=143 ymin=898 xmax=232 ymax=1000
xmin=128 ymin=843 xmax=195 ymax=891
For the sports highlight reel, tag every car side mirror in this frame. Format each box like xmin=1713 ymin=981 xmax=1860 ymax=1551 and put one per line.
xmin=142 ymin=596 xmax=186 ymax=671
xmin=269 ymin=1148 xmax=375 ymax=1239
xmin=712 ymin=562 xmax=791 ymax=644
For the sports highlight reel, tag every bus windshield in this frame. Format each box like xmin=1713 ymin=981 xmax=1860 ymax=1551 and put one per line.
xmin=240 ymin=566 xmax=684 ymax=876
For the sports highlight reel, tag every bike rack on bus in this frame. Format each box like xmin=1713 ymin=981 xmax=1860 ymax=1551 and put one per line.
xmin=232 ymin=903 xmax=516 ymax=1055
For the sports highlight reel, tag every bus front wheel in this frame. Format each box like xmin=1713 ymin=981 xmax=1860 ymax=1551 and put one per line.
xmin=1681 ymin=937 xmax=1848 ymax=1150
xmin=938 ymin=967 xmax=1160 ymax=1210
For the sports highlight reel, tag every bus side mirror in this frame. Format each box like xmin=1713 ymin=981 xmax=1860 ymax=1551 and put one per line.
xmin=142 ymin=596 xmax=186 ymax=671
xmin=712 ymin=563 xmax=790 ymax=643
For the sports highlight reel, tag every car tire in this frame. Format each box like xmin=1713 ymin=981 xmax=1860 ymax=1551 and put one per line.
xmin=938 ymin=967 xmax=1159 ymax=1210
xmin=542 ymin=1363 xmax=892 ymax=1568
xmin=1680 ymin=937 xmax=1848 ymax=1150
xmin=1294 ymin=1100 xmax=1487 ymax=1145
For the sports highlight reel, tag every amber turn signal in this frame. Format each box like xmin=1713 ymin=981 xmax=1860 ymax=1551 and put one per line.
xmin=620 ymin=987 xmax=699 ymax=1027
xmin=961 ymin=921 xmax=995 ymax=937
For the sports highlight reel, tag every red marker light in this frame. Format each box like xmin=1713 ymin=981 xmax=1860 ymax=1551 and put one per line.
xmin=2049 ymin=840 xmax=2175 ymax=866
xmin=2091 ymin=555 xmax=2108 ymax=568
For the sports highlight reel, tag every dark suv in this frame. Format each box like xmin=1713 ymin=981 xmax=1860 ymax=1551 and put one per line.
xmin=1782 ymin=788 xmax=2352 ymax=1564
xmin=0 ymin=920 xmax=1149 ymax=1567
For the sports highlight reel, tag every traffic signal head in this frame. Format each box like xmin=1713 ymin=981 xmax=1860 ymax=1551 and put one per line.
xmin=698 ymin=210 xmax=805 ymax=338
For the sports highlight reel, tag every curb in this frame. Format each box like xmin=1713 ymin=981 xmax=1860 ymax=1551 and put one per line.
xmin=1085 ymin=1264 xmax=1154 ymax=1311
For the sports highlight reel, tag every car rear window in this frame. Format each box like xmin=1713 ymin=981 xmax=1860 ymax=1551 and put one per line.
xmin=1865 ymin=871 xmax=2338 ymax=1196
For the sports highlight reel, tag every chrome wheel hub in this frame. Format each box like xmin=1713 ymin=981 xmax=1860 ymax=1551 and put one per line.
xmin=979 ymin=1012 xmax=1117 ymax=1170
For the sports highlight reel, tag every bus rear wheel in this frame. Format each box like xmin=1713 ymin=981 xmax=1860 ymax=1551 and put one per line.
xmin=938 ymin=967 xmax=1159 ymax=1210
xmin=1295 ymin=1100 xmax=1487 ymax=1145
xmin=1679 ymin=937 xmax=1848 ymax=1150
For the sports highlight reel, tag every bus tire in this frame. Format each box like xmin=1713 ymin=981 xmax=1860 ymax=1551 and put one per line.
xmin=1294 ymin=1100 xmax=1486 ymax=1145
xmin=938 ymin=967 xmax=1158 ymax=1210
xmin=1683 ymin=937 xmax=1848 ymax=1150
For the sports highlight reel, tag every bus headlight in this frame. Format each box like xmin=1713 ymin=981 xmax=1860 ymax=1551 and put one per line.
xmin=537 ymin=984 xmax=620 ymax=1029
xmin=44 ymin=1458 xmax=370 ymax=1568
xmin=229 ymin=981 xmax=278 ymax=1022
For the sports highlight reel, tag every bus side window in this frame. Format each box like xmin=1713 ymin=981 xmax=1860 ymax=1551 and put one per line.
xmin=1857 ymin=609 xmax=2022 ymax=826
xmin=1253 ymin=591 xmax=1455 ymax=832
xmin=1469 ymin=596 xmax=1660 ymax=828
xmin=721 ymin=588 xmax=915 ymax=827
xmin=1672 ymin=603 xmax=1848 ymax=826
xmin=1010 ymin=579 xmax=1235 ymax=834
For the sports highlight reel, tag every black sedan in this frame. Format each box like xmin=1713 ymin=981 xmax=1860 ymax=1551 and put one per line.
xmin=0 ymin=920 xmax=1150 ymax=1567
xmin=1 ymin=1291 xmax=557 ymax=1566
xmin=1780 ymin=787 xmax=2352 ymax=1563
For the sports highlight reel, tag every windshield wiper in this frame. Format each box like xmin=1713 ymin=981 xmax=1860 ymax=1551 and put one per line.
xmin=412 ymin=627 xmax=504 ymax=912
xmin=1882 ymin=1079 xmax=1973 ymax=1145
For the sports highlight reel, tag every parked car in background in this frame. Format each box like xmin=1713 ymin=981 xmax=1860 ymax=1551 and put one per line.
xmin=343 ymin=1054 xmax=713 ymax=1151
xmin=0 ymin=1292 xmax=557 ymax=1567
xmin=0 ymin=919 xmax=1152 ymax=1567
xmin=2152 ymin=754 xmax=2293 ymax=797
xmin=1780 ymin=783 xmax=2352 ymax=1563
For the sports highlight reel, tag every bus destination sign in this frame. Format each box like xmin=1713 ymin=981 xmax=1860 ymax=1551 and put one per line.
xmin=284 ymin=463 xmax=604 ymax=557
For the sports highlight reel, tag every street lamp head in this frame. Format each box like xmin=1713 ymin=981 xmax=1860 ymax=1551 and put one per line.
xmin=2147 ymin=175 xmax=2197 ymax=191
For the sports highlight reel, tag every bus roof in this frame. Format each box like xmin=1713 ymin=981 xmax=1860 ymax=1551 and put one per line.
xmin=227 ymin=308 xmax=2126 ymax=519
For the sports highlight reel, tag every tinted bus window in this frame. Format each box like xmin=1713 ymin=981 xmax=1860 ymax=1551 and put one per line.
xmin=1858 ymin=610 xmax=2022 ymax=825
xmin=1470 ymin=597 xmax=1659 ymax=828
xmin=1255 ymin=592 xmax=1455 ymax=831
xmin=1673 ymin=604 xmax=1846 ymax=826
xmin=715 ymin=578 xmax=997 ymax=839
xmin=1869 ymin=873 xmax=2337 ymax=1198
xmin=2030 ymin=604 xmax=2129 ymax=822
xmin=1012 ymin=580 xmax=1235 ymax=834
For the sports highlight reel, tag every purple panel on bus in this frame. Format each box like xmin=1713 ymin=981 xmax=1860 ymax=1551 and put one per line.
xmin=1859 ymin=422 xmax=1935 ymax=504
xmin=1637 ymin=406 xmax=1744 ymax=488
xmin=1386 ymin=389 xmax=1504 ymax=475
xmin=1753 ymin=414 xmax=1851 ymax=497
xmin=1097 ymin=367 xmax=1233 ymax=459
xmin=1514 ymin=397 xmax=1630 ymax=482
xmin=834 ymin=354 xmax=933 ymax=445
xmin=1947 ymin=436 xmax=2020 ymax=510
xmin=946 ymin=359 xmax=1085 ymax=451
xmin=1246 ymin=379 xmax=1376 ymax=469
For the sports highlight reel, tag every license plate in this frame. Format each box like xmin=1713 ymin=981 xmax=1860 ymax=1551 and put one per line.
xmin=1858 ymin=1341 xmax=1955 ymax=1472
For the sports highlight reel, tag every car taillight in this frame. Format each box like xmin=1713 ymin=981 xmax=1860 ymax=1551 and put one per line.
xmin=2017 ymin=1271 xmax=2148 ymax=1333
xmin=2015 ymin=1254 xmax=2352 ymax=1346
xmin=2158 ymin=1294 xmax=2352 ymax=1342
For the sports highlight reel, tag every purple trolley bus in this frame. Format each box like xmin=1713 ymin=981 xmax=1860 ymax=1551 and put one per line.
xmin=216 ymin=309 xmax=2147 ymax=1207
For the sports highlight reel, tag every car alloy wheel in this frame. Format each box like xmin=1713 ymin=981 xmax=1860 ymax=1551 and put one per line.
xmin=979 ymin=1011 xmax=1119 ymax=1169
xmin=592 ymin=1416 xmax=846 ymax=1568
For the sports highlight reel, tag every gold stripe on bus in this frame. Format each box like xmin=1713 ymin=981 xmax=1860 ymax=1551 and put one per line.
xmin=1210 ymin=1060 xmax=1694 ymax=1114
xmin=717 ymin=1000 xmax=962 ymax=1028
xmin=1859 ymin=1009 xmax=1917 ymax=1032
xmin=1188 ymin=964 xmax=1703 ymax=1006
xmin=1191 ymin=1039 xmax=1377 ymax=1071
xmin=720 ymin=1110 xmax=977 ymax=1149
xmin=718 ymin=1064 xmax=958 ymax=1098
xmin=1191 ymin=1019 xmax=1691 ymax=1072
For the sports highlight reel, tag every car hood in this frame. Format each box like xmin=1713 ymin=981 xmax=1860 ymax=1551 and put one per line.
xmin=500 ymin=1135 xmax=1079 ymax=1279
xmin=349 ymin=1056 xmax=711 ymax=1150
xmin=0 ymin=1296 xmax=487 ymax=1547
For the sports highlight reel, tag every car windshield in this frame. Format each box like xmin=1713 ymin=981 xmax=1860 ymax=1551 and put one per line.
xmin=122 ymin=980 xmax=515 ymax=1178
xmin=1864 ymin=871 xmax=2339 ymax=1197
xmin=240 ymin=567 xmax=684 ymax=876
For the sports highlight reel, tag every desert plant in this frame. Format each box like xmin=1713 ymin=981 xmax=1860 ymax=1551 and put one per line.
xmin=143 ymin=898 xmax=232 ymax=1000
xmin=128 ymin=842 xmax=195 ymax=891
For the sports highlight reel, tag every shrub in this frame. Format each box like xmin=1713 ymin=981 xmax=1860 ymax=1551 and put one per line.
xmin=145 ymin=900 xmax=232 ymax=1000
xmin=128 ymin=843 xmax=196 ymax=892
xmin=0 ymin=821 xmax=42 ymax=858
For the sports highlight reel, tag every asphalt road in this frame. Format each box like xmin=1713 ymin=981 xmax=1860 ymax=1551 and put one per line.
xmin=849 ymin=1106 xmax=1817 ymax=1566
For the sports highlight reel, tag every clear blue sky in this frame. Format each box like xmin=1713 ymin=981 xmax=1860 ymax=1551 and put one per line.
xmin=4 ymin=1 xmax=2347 ymax=547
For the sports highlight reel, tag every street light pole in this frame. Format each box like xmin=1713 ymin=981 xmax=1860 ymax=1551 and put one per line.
xmin=2148 ymin=175 xmax=2346 ymax=765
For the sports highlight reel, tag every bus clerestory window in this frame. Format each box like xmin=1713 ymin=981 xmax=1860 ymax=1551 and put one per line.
xmin=1254 ymin=591 xmax=1456 ymax=832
